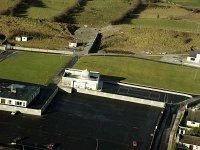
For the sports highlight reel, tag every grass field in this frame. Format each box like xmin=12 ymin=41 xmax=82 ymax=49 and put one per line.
xmin=130 ymin=5 xmax=200 ymax=32
xmin=171 ymin=0 xmax=200 ymax=8
xmin=74 ymin=56 xmax=200 ymax=94
xmin=0 ymin=16 xmax=71 ymax=49
xmin=74 ymin=0 xmax=133 ymax=27
xmin=16 ymin=0 xmax=76 ymax=20
xmin=0 ymin=52 xmax=71 ymax=85
xmin=100 ymin=25 xmax=200 ymax=54
xmin=0 ymin=0 xmax=21 ymax=14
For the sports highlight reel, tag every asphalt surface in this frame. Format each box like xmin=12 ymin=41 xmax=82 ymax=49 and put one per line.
xmin=0 ymin=92 xmax=163 ymax=150
xmin=103 ymin=83 xmax=189 ymax=104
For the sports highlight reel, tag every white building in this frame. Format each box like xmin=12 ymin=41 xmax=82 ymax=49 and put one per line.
xmin=187 ymin=51 xmax=200 ymax=63
xmin=186 ymin=109 xmax=200 ymax=128
xmin=178 ymin=135 xmax=200 ymax=150
xmin=0 ymin=83 xmax=40 ymax=107
xmin=61 ymin=68 xmax=102 ymax=90
xmin=69 ymin=42 xmax=77 ymax=48
xmin=22 ymin=36 xmax=28 ymax=42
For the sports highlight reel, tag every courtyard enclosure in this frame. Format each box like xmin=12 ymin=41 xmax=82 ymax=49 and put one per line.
xmin=74 ymin=56 xmax=200 ymax=94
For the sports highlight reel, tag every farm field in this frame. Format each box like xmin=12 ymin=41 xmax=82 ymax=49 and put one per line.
xmin=0 ymin=52 xmax=71 ymax=85
xmin=73 ymin=0 xmax=134 ymax=27
xmin=15 ymin=0 xmax=76 ymax=20
xmin=100 ymin=25 xmax=200 ymax=54
xmin=0 ymin=16 xmax=71 ymax=49
xmin=171 ymin=0 xmax=200 ymax=8
xmin=74 ymin=56 xmax=200 ymax=94
xmin=130 ymin=5 xmax=200 ymax=32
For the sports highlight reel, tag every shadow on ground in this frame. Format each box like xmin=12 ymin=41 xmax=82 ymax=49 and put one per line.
xmin=52 ymin=0 xmax=93 ymax=24
xmin=14 ymin=0 xmax=47 ymax=18
xmin=111 ymin=1 xmax=147 ymax=25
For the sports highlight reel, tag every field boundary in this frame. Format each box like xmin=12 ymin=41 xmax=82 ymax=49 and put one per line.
xmin=76 ymin=88 xmax=165 ymax=108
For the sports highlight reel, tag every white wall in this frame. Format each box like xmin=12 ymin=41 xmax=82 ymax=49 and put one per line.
xmin=0 ymin=97 xmax=27 ymax=107
xmin=187 ymin=121 xmax=200 ymax=128
xmin=187 ymin=56 xmax=200 ymax=63
xmin=62 ymin=76 xmax=100 ymax=90
xmin=178 ymin=142 xmax=200 ymax=150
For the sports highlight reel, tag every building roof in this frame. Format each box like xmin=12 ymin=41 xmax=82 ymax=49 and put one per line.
xmin=187 ymin=109 xmax=200 ymax=123
xmin=179 ymin=135 xmax=200 ymax=146
xmin=64 ymin=68 xmax=100 ymax=81
xmin=0 ymin=83 xmax=40 ymax=101
xmin=189 ymin=50 xmax=200 ymax=58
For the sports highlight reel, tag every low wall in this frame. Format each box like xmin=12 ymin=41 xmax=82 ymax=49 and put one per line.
xmin=104 ymin=80 xmax=192 ymax=98
xmin=0 ymin=104 xmax=41 ymax=116
xmin=167 ymin=108 xmax=186 ymax=150
xmin=76 ymin=88 xmax=165 ymax=108
xmin=12 ymin=46 xmax=73 ymax=55
xmin=41 ymin=87 xmax=58 ymax=113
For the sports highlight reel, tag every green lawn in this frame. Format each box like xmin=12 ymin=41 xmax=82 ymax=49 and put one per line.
xmin=171 ymin=0 xmax=200 ymax=8
xmin=0 ymin=52 xmax=71 ymax=85
xmin=131 ymin=18 xmax=200 ymax=32
xmin=74 ymin=56 xmax=200 ymax=94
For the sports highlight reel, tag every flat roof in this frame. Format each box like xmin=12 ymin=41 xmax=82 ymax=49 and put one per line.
xmin=0 ymin=83 xmax=39 ymax=102
xmin=180 ymin=135 xmax=200 ymax=146
xmin=0 ymin=92 xmax=163 ymax=150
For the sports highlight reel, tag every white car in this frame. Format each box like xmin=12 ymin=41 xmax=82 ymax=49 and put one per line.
xmin=11 ymin=111 xmax=19 ymax=116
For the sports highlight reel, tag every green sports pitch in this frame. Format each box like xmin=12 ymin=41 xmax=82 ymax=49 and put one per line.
xmin=0 ymin=52 xmax=71 ymax=85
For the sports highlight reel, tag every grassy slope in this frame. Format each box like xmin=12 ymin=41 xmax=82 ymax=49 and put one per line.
xmin=0 ymin=52 xmax=71 ymax=85
xmin=0 ymin=0 xmax=20 ymax=13
xmin=0 ymin=16 xmax=71 ymax=49
xmin=25 ymin=0 xmax=75 ymax=20
xmin=74 ymin=56 xmax=200 ymax=94
xmin=74 ymin=0 xmax=132 ymax=27
xmin=101 ymin=25 xmax=200 ymax=54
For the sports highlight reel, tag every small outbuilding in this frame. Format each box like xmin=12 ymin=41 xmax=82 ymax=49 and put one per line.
xmin=187 ymin=50 xmax=200 ymax=63
xmin=15 ymin=37 xmax=21 ymax=42
xmin=69 ymin=42 xmax=78 ymax=48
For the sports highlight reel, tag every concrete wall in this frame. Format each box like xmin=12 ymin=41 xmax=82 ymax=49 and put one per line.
xmin=108 ymin=81 xmax=192 ymax=98
xmin=41 ymin=87 xmax=58 ymax=114
xmin=167 ymin=108 xmax=186 ymax=150
xmin=76 ymin=88 xmax=165 ymax=108
xmin=12 ymin=46 xmax=73 ymax=55
xmin=0 ymin=104 xmax=41 ymax=116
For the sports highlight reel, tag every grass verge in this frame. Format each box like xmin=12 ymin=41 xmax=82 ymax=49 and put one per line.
xmin=0 ymin=52 xmax=71 ymax=85
xmin=74 ymin=56 xmax=200 ymax=94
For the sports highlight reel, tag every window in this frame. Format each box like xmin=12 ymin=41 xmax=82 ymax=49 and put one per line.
xmin=22 ymin=102 xmax=25 ymax=107
xmin=8 ymin=100 xmax=12 ymax=105
xmin=1 ymin=99 xmax=5 ymax=104
xmin=191 ymin=57 xmax=195 ymax=61
xmin=15 ymin=101 xmax=22 ymax=106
